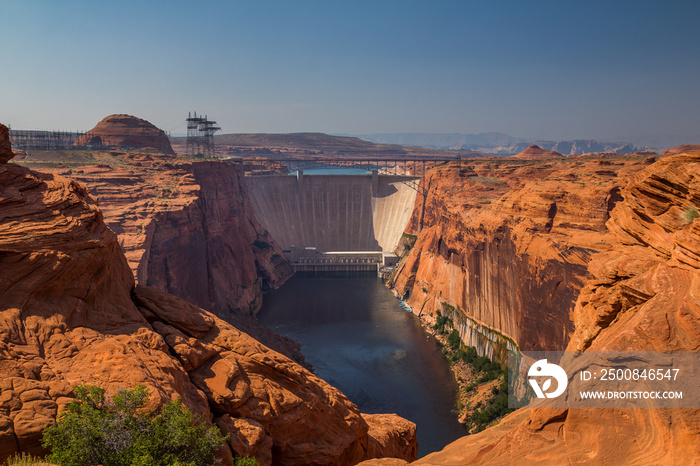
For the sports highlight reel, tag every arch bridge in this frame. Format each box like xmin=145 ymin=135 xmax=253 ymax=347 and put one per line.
xmin=228 ymin=156 xmax=461 ymax=178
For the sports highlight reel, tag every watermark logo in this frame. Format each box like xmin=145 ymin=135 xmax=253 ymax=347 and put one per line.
xmin=510 ymin=351 xmax=697 ymax=408
xmin=528 ymin=359 xmax=568 ymax=398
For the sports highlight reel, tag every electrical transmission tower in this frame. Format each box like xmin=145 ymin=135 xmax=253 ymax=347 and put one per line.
xmin=186 ymin=111 xmax=221 ymax=157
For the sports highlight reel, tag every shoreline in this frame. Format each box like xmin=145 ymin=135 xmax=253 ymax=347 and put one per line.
xmin=393 ymin=292 xmax=511 ymax=433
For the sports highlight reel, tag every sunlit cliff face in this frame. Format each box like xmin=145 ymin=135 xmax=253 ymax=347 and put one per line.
xmin=365 ymin=152 xmax=700 ymax=465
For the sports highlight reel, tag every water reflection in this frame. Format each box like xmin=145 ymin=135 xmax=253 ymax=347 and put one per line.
xmin=258 ymin=275 xmax=466 ymax=456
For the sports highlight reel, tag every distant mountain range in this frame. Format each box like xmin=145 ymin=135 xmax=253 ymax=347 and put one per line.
xmin=350 ymin=133 xmax=657 ymax=155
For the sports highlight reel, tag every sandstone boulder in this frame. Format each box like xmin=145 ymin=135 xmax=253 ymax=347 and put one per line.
xmin=363 ymin=414 xmax=417 ymax=462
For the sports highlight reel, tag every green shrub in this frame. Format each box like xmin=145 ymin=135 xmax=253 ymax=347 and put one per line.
xmin=432 ymin=314 xmax=454 ymax=336
xmin=446 ymin=330 xmax=462 ymax=351
xmin=465 ymin=375 xmax=514 ymax=433
xmin=461 ymin=346 xmax=477 ymax=364
xmin=473 ymin=355 xmax=490 ymax=372
xmin=233 ymin=457 xmax=259 ymax=466
xmin=42 ymin=385 xmax=226 ymax=466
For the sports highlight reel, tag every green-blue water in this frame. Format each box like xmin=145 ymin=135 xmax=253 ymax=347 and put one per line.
xmin=258 ymin=275 xmax=467 ymax=457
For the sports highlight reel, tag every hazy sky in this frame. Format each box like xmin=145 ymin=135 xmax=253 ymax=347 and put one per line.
xmin=1 ymin=0 xmax=699 ymax=147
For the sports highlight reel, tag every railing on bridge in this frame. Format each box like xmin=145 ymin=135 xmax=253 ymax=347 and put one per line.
xmin=229 ymin=157 xmax=460 ymax=177
xmin=284 ymin=249 xmax=399 ymax=275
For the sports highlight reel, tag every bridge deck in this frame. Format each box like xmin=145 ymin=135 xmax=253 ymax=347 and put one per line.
xmin=229 ymin=157 xmax=460 ymax=177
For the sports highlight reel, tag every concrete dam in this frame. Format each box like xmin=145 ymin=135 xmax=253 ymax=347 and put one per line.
xmin=245 ymin=172 xmax=419 ymax=272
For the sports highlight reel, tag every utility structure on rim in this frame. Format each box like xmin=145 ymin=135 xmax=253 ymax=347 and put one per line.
xmin=9 ymin=128 xmax=86 ymax=150
xmin=186 ymin=111 xmax=221 ymax=157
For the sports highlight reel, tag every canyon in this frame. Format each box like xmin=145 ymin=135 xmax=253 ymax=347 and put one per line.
xmin=390 ymin=155 xmax=651 ymax=359
xmin=0 ymin=123 xmax=417 ymax=465
xmin=361 ymin=151 xmax=700 ymax=464
xmin=22 ymin=145 xmax=302 ymax=361
xmin=4 ymin=113 xmax=700 ymax=464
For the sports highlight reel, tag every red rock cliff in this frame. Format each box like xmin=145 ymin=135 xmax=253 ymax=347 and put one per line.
xmin=0 ymin=130 xmax=416 ymax=464
xmin=43 ymin=152 xmax=296 ymax=360
xmin=139 ymin=160 xmax=292 ymax=315
xmin=392 ymin=157 xmax=650 ymax=356
xmin=364 ymin=152 xmax=700 ymax=465
xmin=48 ymin=153 xmax=292 ymax=317
xmin=75 ymin=114 xmax=175 ymax=155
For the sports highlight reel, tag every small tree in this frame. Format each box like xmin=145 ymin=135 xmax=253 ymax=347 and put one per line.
xmin=42 ymin=385 xmax=226 ymax=466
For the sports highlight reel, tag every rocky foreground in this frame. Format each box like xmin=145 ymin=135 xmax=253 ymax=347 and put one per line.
xmin=363 ymin=151 xmax=700 ymax=464
xmin=0 ymin=124 xmax=417 ymax=465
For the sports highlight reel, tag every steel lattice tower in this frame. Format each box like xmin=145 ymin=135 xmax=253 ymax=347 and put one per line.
xmin=186 ymin=111 xmax=220 ymax=157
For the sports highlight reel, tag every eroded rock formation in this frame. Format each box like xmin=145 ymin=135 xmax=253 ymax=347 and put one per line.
xmin=663 ymin=144 xmax=700 ymax=155
xmin=363 ymin=152 xmax=700 ymax=464
xmin=44 ymin=153 xmax=292 ymax=317
xmin=0 ymin=132 xmax=416 ymax=464
xmin=75 ymin=114 xmax=175 ymax=155
xmin=40 ymin=151 xmax=297 ymax=359
xmin=392 ymin=157 xmax=650 ymax=357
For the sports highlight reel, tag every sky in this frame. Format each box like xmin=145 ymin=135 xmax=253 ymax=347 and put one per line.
xmin=1 ymin=0 xmax=699 ymax=147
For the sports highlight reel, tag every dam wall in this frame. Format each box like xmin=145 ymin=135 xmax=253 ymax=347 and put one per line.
xmin=245 ymin=174 xmax=419 ymax=256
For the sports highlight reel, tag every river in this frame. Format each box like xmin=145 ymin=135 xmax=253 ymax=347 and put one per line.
xmin=258 ymin=275 xmax=467 ymax=457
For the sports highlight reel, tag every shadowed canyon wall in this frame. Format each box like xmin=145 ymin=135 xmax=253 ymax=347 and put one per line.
xmin=245 ymin=174 xmax=418 ymax=253
xmin=42 ymin=155 xmax=293 ymax=316
xmin=32 ymin=153 xmax=302 ymax=360
xmin=137 ymin=161 xmax=294 ymax=315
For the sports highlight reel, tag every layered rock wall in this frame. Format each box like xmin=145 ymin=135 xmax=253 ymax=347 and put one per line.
xmin=140 ymin=161 xmax=293 ymax=315
xmin=41 ymin=153 xmax=297 ymax=360
xmin=364 ymin=152 xmax=700 ymax=464
xmin=0 ymin=125 xmax=13 ymax=163
xmin=392 ymin=158 xmax=651 ymax=357
xmin=45 ymin=154 xmax=293 ymax=318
